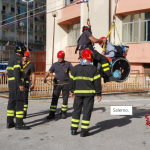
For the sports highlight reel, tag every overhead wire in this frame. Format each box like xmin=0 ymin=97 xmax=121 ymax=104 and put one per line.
xmin=0 ymin=0 xmax=86 ymax=29
xmin=0 ymin=0 xmax=61 ymax=23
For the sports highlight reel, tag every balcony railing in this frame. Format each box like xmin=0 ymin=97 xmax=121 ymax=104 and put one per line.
xmin=1 ymin=10 xmax=15 ymax=16
xmin=34 ymin=18 xmax=46 ymax=24
xmin=35 ymin=29 xmax=46 ymax=34
xmin=36 ymin=0 xmax=46 ymax=4
xmin=17 ymin=0 xmax=26 ymax=6
xmin=64 ymin=0 xmax=79 ymax=6
xmin=35 ymin=40 xmax=46 ymax=45
xmin=2 ymin=0 xmax=15 ymax=4
xmin=1 ymin=36 xmax=15 ymax=42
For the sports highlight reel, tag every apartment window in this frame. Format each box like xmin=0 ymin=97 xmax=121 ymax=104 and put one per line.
xmin=30 ymin=24 xmax=33 ymax=29
xmin=40 ymin=26 xmax=42 ymax=31
xmin=65 ymin=0 xmax=74 ymax=5
xmin=2 ymin=31 xmax=6 ymax=37
xmin=68 ymin=23 xmax=80 ymax=46
xmin=35 ymin=36 xmax=37 ymax=40
xmin=122 ymin=12 xmax=150 ymax=43
xmin=35 ymin=25 xmax=37 ymax=30
xmin=2 ymin=6 xmax=6 ymax=10
xmin=35 ymin=4 xmax=38 ymax=8
xmin=11 ymin=7 xmax=14 ymax=12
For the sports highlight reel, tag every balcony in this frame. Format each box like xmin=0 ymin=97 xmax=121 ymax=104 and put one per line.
xmin=2 ymin=0 xmax=15 ymax=4
xmin=36 ymin=0 xmax=46 ymax=4
xmin=1 ymin=21 xmax=14 ymax=29
xmin=35 ymin=7 xmax=45 ymax=13
xmin=34 ymin=18 xmax=46 ymax=24
xmin=35 ymin=39 xmax=46 ymax=45
xmin=1 ymin=36 xmax=15 ymax=42
xmin=17 ymin=0 xmax=26 ymax=7
xmin=57 ymin=0 xmax=80 ymax=25
xmin=1 ymin=10 xmax=15 ymax=16
xmin=64 ymin=0 xmax=79 ymax=6
xmin=16 ymin=13 xmax=26 ymax=19
xmin=35 ymin=29 xmax=46 ymax=35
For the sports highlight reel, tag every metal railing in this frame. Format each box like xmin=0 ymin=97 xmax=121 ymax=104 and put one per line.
xmin=1 ymin=73 xmax=150 ymax=97
xmin=64 ymin=0 xmax=79 ymax=6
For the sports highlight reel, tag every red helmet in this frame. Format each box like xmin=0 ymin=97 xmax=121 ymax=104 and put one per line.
xmin=82 ymin=26 xmax=91 ymax=32
xmin=24 ymin=51 xmax=30 ymax=57
xmin=57 ymin=51 xmax=65 ymax=58
xmin=81 ymin=49 xmax=94 ymax=62
xmin=99 ymin=37 xmax=106 ymax=44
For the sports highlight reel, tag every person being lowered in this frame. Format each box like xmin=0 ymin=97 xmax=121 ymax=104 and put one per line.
xmin=75 ymin=26 xmax=118 ymax=82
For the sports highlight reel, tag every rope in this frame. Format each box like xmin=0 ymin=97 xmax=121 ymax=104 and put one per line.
xmin=115 ymin=24 xmax=122 ymax=44
xmin=0 ymin=0 xmax=87 ymax=29
xmin=47 ymin=80 xmax=69 ymax=86
xmin=102 ymin=0 xmax=122 ymax=53
xmin=87 ymin=2 xmax=91 ymax=27
xmin=102 ymin=23 xmax=114 ymax=53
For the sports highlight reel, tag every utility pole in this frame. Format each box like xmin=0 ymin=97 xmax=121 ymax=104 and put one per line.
xmin=22 ymin=0 xmax=34 ymax=50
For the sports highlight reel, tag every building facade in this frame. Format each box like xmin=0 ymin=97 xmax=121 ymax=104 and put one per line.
xmin=0 ymin=0 xmax=46 ymax=51
xmin=46 ymin=0 xmax=150 ymax=73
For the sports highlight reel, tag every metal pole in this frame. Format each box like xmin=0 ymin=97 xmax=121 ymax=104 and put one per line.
xmin=1 ymin=44 xmax=2 ymax=63
xmin=27 ymin=1 xmax=28 ymax=49
xmin=21 ymin=26 xmax=23 ymax=43
xmin=52 ymin=17 xmax=55 ymax=65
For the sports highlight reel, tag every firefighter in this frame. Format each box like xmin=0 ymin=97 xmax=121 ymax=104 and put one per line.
xmin=44 ymin=51 xmax=73 ymax=119
xmin=75 ymin=26 xmax=118 ymax=82
xmin=70 ymin=49 xmax=102 ymax=137
xmin=6 ymin=43 xmax=30 ymax=130
xmin=22 ymin=51 xmax=36 ymax=118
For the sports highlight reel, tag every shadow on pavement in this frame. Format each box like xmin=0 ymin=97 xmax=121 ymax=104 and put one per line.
xmin=25 ymin=107 xmax=106 ymax=128
xmin=89 ymin=107 xmax=150 ymax=136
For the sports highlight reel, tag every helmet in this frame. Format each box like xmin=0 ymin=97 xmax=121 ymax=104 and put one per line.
xmin=57 ymin=51 xmax=65 ymax=58
xmin=81 ymin=49 xmax=94 ymax=62
xmin=99 ymin=37 xmax=106 ymax=44
xmin=15 ymin=43 xmax=26 ymax=55
xmin=24 ymin=51 xmax=30 ymax=57
xmin=82 ymin=26 xmax=91 ymax=33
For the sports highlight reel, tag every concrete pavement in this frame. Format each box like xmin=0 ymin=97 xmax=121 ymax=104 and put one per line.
xmin=0 ymin=94 xmax=150 ymax=150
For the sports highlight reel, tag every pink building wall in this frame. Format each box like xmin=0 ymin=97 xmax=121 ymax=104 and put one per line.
xmin=64 ymin=46 xmax=79 ymax=66
xmin=116 ymin=0 xmax=150 ymax=15
xmin=57 ymin=1 xmax=80 ymax=25
xmin=127 ymin=43 xmax=150 ymax=63
xmin=117 ymin=0 xmax=150 ymax=73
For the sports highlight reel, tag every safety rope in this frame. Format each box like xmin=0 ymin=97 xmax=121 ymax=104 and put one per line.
xmin=87 ymin=2 xmax=91 ymax=27
xmin=102 ymin=0 xmax=122 ymax=54
xmin=115 ymin=24 xmax=122 ymax=45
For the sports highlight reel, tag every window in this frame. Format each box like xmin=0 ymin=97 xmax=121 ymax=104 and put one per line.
xmin=122 ymin=12 xmax=150 ymax=43
xmin=68 ymin=23 xmax=80 ymax=46
xmin=30 ymin=24 xmax=33 ymax=29
xmin=2 ymin=6 xmax=6 ymax=10
xmin=65 ymin=0 xmax=74 ymax=5
xmin=2 ymin=31 xmax=6 ymax=37
xmin=35 ymin=36 xmax=37 ymax=40
xmin=11 ymin=7 xmax=14 ymax=12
